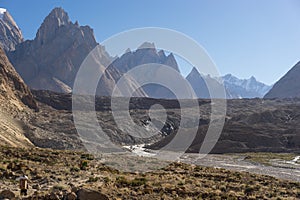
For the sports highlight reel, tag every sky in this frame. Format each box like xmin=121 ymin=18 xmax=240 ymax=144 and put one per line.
xmin=1 ymin=0 xmax=300 ymax=85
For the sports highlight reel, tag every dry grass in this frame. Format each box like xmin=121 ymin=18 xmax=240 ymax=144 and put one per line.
xmin=0 ymin=146 xmax=299 ymax=199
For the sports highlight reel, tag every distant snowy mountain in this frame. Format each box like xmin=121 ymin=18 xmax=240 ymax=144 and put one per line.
xmin=186 ymin=68 xmax=271 ymax=99
xmin=222 ymin=74 xmax=272 ymax=98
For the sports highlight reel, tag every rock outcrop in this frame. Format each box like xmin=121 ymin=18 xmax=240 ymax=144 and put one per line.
xmin=264 ymin=61 xmax=300 ymax=98
xmin=0 ymin=8 xmax=23 ymax=51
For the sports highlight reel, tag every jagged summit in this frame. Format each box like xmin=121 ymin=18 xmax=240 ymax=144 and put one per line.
xmin=35 ymin=7 xmax=72 ymax=45
xmin=222 ymin=74 xmax=271 ymax=98
xmin=189 ymin=67 xmax=200 ymax=75
xmin=8 ymin=7 xmax=111 ymax=93
xmin=37 ymin=7 xmax=71 ymax=30
xmin=158 ymin=49 xmax=166 ymax=59
xmin=0 ymin=8 xmax=23 ymax=51
xmin=138 ymin=42 xmax=155 ymax=49
xmin=48 ymin=7 xmax=69 ymax=20
xmin=42 ymin=7 xmax=70 ymax=27
xmin=186 ymin=67 xmax=227 ymax=98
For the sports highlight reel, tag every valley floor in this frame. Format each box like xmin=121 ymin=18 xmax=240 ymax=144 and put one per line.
xmin=126 ymin=144 xmax=300 ymax=182
xmin=180 ymin=153 xmax=300 ymax=183
xmin=0 ymin=146 xmax=299 ymax=200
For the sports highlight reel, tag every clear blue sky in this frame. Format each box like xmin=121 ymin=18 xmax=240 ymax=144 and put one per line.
xmin=2 ymin=0 xmax=300 ymax=85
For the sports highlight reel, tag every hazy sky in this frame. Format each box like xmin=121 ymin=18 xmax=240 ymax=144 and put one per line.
xmin=2 ymin=0 xmax=300 ymax=85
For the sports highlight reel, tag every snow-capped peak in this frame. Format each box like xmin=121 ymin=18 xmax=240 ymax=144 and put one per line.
xmin=222 ymin=73 xmax=272 ymax=98
xmin=0 ymin=8 xmax=7 ymax=19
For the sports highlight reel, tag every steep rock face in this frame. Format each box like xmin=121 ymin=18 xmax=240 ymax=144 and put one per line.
xmin=0 ymin=47 xmax=37 ymax=148
xmin=0 ymin=47 xmax=37 ymax=111
xmin=0 ymin=8 xmax=23 ymax=51
xmin=8 ymin=7 xmax=111 ymax=93
xmin=265 ymin=62 xmax=300 ymax=98
xmin=223 ymin=74 xmax=271 ymax=98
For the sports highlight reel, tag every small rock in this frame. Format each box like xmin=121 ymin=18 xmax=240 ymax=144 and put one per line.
xmin=66 ymin=192 xmax=77 ymax=200
xmin=76 ymin=189 xmax=108 ymax=200
xmin=32 ymin=184 xmax=41 ymax=190
xmin=144 ymin=186 xmax=153 ymax=194
xmin=71 ymin=187 xmax=78 ymax=193
xmin=39 ymin=177 xmax=49 ymax=185
xmin=47 ymin=192 xmax=60 ymax=200
xmin=0 ymin=190 xmax=15 ymax=199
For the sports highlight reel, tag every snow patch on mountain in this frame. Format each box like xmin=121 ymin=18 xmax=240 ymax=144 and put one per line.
xmin=0 ymin=8 xmax=7 ymax=19
xmin=222 ymin=74 xmax=272 ymax=98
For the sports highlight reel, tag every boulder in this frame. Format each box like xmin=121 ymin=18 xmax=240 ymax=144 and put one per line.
xmin=76 ymin=189 xmax=108 ymax=200
xmin=65 ymin=192 xmax=77 ymax=200
xmin=46 ymin=192 xmax=60 ymax=200
xmin=0 ymin=190 xmax=15 ymax=199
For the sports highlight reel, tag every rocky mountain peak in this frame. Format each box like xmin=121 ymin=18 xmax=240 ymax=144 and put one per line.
xmin=0 ymin=8 xmax=23 ymax=51
xmin=36 ymin=7 xmax=71 ymax=45
xmin=8 ymin=7 xmax=111 ymax=93
xmin=164 ymin=53 xmax=179 ymax=72
xmin=138 ymin=42 xmax=155 ymax=49
xmin=249 ymin=76 xmax=256 ymax=81
xmin=186 ymin=67 xmax=228 ymax=98
xmin=47 ymin=7 xmax=70 ymax=24
xmin=223 ymin=73 xmax=234 ymax=79
xmin=158 ymin=50 xmax=166 ymax=59
xmin=265 ymin=61 xmax=300 ymax=98
xmin=222 ymin=74 xmax=271 ymax=98
xmin=190 ymin=67 xmax=200 ymax=75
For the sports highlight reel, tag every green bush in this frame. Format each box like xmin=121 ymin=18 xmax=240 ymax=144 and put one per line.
xmin=130 ymin=177 xmax=147 ymax=187
xmin=87 ymin=176 xmax=99 ymax=183
xmin=80 ymin=160 xmax=88 ymax=170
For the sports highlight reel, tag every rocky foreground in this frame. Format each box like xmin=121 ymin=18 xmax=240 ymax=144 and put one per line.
xmin=0 ymin=146 xmax=299 ymax=200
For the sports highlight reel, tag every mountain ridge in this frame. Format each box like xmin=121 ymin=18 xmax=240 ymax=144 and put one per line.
xmin=265 ymin=61 xmax=300 ymax=98
xmin=186 ymin=68 xmax=271 ymax=99
xmin=222 ymin=73 xmax=272 ymax=98
xmin=3 ymin=7 xmax=273 ymax=100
